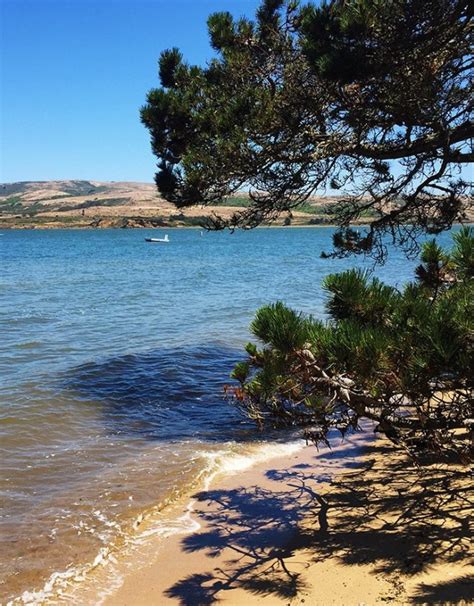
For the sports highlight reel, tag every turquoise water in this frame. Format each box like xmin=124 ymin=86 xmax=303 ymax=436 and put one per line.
xmin=0 ymin=227 xmax=451 ymax=602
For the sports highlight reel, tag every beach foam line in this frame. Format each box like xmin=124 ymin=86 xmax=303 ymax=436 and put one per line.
xmin=199 ymin=439 xmax=307 ymax=490
xmin=132 ymin=439 xmax=306 ymax=542
xmin=7 ymin=547 xmax=118 ymax=606
xmin=7 ymin=439 xmax=306 ymax=606
xmin=128 ymin=439 xmax=306 ymax=545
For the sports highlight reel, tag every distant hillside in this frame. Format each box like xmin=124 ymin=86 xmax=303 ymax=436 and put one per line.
xmin=6 ymin=179 xmax=467 ymax=230
xmin=1 ymin=180 xmax=117 ymax=198
xmin=0 ymin=180 xmax=339 ymax=229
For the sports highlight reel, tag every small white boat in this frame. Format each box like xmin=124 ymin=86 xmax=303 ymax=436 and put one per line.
xmin=145 ymin=234 xmax=169 ymax=243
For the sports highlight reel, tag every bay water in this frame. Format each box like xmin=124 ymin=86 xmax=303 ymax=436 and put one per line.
xmin=0 ymin=227 xmax=451 ymax=603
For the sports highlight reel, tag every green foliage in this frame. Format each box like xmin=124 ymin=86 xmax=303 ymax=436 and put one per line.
xmin=300 ymin=1 xmax=375 ymax=83
xmin=168 ymin=214 xmax=210 ymax=226
xmin=232 ymin=230 xmax=473 ymax=461
xmin=294 ymin=202 xmax=320 ymax=215
xmin=231 ymin=361 xmax=250 ymax=383
xmin=56 ymin=197 xmax=129 ymax=212
xmin=142 ymin=0 xmax=472 ymax=259
xmin=207 ymin=12 xmax=236 ymax=51
xmin=0 ymin=196 xmax=23 ymax=211
xmin=323 ymin=269 xmax=396 ymax=325
xmin=251 ymin=302 xmax=317 ymax=353
xmin=159 ymin=48 xmax=183 ymax=88
xmin=0 ymin=197 xmax=45 ymax=217
xmin=451 ymin=226 xmax=474 ymax=279
xmin=415 ymin=240 xmax=448 ymax=289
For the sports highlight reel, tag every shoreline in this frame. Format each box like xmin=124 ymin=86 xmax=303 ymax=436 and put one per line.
xmin=0 ymin=223 xmax=345 ymax=231
xmin=6 ymin=440 xmax=307 ymax=606
xmin=68 ymin=431 xmax=473 ymax=606
xmin=1 ymin=222 xmax=471 ymax=232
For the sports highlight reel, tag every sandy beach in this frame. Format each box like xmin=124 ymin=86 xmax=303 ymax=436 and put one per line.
xmin=71 ymin=431 xmax=472 ymax=606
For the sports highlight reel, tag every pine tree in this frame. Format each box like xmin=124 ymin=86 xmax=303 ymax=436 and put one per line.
xmin=142 ymin=0 xmax=473 ymax=260
xmin=230 ymin=228 xmax=473 ymax=462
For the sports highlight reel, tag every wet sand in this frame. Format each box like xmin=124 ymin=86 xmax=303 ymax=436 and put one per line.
xmin=95 ymin=432 xmax=473 ymax=606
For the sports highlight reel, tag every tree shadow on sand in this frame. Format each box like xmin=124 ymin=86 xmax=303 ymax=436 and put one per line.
xmin=165 ymin=440 xmax=473 ymax=605
xmin=411 ymin=576 xmax=474 ymax=604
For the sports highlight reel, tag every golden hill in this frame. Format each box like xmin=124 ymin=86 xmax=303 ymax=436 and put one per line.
xmin=0 ymin=180 xmax=337 ymax=229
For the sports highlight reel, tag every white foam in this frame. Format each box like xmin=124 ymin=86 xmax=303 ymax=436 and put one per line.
xmin=7 ymin=439 xmax=306 ymax=605
xmin=130 ymin=439 xmax=306 ymax=546
xmin=136 ymin=499 xmax=201 ymax=540
xmin=199 ymin=439 xmax=306 ymax=490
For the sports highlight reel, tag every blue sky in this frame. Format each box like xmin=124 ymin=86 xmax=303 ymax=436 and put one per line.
xmin=1 ymin=0 xmax=261 ymax=183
